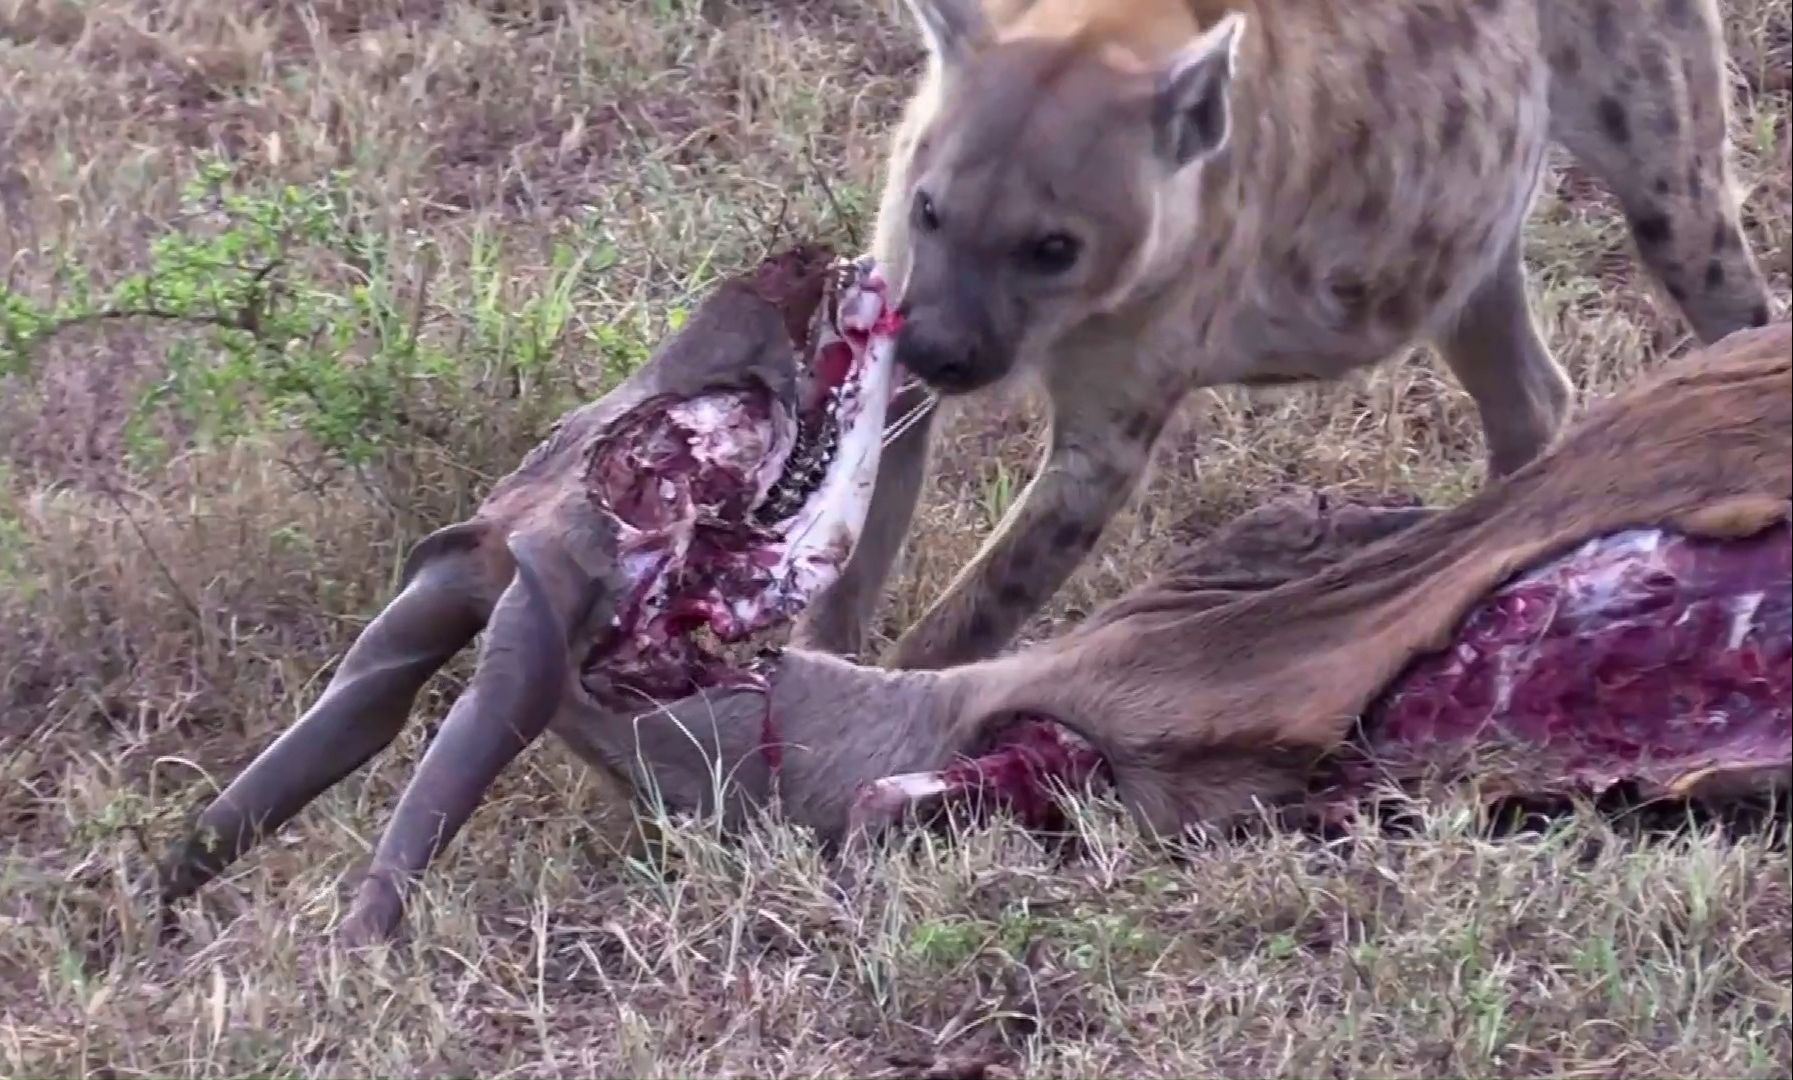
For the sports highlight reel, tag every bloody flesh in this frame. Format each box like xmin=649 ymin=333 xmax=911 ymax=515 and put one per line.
xmin=579 ymin=257 xmax=902 ymax=709
xmin=582 ymin=386 xmax=787 ymax=703
xmin=1329 ymin=520 xmax=1792 ymax=806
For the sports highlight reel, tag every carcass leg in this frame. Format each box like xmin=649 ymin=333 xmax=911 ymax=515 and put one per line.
xmin=158 ymin=531 xmax=489 ymax=908
xmin=339 ymin=533 xmax=600 ymax=945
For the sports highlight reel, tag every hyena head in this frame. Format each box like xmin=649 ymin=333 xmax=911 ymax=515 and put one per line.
xmin=887 ymin=0 xmax=1244 ymax=394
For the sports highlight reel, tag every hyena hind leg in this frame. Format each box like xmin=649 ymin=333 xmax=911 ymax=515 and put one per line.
xmin=1543 ymin=0 xmax=1773 ymax=343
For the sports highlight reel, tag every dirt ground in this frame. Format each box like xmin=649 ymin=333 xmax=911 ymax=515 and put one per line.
xmin=1 ymin=1 xmax=1789 ymax=1076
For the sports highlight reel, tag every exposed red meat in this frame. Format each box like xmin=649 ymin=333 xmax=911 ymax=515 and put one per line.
xmin=579 ymin=258 xmax=902 ymax=711
xmin=851 ymin=720 xmax=1108 ymax=833
xmin=586 ymin=390 xmax=775 ymax=529
xmin=1328 ymin=520 xmax=1791 ymax=807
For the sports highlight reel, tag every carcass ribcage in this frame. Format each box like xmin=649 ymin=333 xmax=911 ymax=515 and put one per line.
xmin=1361 ymin=521 xmax=1792 ymax=798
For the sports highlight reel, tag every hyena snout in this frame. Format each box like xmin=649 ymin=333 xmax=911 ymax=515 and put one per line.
xmin=893 ymin=312 xmax=1010 ymax=394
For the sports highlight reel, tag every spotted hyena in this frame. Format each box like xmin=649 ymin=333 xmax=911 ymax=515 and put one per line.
xmin=790 ymin=0 xmax=1775 ymax=670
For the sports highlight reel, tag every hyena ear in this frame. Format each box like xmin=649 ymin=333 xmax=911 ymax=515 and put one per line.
xmin=902 ymin=0 xmax=991 ymax=68
xmin=1152 ymin=10 xmax=1246 ymax=169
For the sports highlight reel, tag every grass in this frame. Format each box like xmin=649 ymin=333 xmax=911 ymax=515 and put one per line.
xmin=0 ymin=0 xmax=1789 ymax=1075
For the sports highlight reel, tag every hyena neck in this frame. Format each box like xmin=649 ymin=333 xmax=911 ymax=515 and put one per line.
xmin=1100 ymin=121 xmax=1266 ymax=349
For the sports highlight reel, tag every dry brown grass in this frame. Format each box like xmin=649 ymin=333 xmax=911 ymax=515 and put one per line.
xmin=1 ymin=1 xmax=1789 ymax=1075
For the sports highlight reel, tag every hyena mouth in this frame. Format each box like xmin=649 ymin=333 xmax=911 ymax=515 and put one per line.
xmin=581 ymin=253 xmax=903 ymax=707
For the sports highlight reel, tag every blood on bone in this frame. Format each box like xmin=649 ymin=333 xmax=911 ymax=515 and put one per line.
xmin=880 ymin=522 xmax=1790 ymax=825
xmin=922 ymin=720 xmax=1108 ymax=829
xmin=805 ymin=341 xmax=855 ymax=412
xmin=838 ymin=270 xmax=902 ymax=340
xmin=834 ymin=265 xmax=905 ymax=405
xmin=584 ymin=261 xmax=897 ymax=710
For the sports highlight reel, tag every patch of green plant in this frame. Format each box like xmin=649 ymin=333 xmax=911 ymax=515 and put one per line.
xmin=1055 ymin=909 xmax=1166 ymax=972
xmin=0 ymin=465 xmax=31 ymax=598
xmin=1 ymin=156 xmax=646 ymax=477
xmin=907 ymin=916 xmax=989 ymax=967
xmin=68 ymin=788 xmax=156 ymax=849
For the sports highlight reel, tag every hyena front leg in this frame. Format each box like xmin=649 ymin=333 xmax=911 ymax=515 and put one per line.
xmin=1435 ymin=237 xmax=1575 ymax=479
xmin=886 ymin=365 xmax=1182 ymax=671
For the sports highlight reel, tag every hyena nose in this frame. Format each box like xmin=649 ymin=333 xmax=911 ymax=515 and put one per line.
xmin=895 ymin=322 xmax=982 ymax=392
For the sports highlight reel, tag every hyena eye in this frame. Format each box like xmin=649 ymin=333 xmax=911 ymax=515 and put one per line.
xmin=912 ymin=190 xmax=940 ymax=232
xmin=1024 ymin=232 xmax=1081 ymax=274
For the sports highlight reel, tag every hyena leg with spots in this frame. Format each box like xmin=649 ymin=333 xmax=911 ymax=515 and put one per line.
xmin=1543 ymin=0 xmax=1772 ymax=342
xmin=791 ymin=382 xmax=940 ymax=658
xmin=885 ymin=364 xmax=1181 ymax=671
xmin=1435 ymin=237 xmax=1575 ymax=478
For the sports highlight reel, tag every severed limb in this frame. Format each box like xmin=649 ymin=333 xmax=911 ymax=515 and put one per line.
xmin=337 ymin=532 xmax=604 ymax=945
xmin=157 ymin=525 xmax=492 ymax=908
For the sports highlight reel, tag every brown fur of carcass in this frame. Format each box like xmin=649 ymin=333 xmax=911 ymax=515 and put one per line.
xmin=948 ymin=322 xmax=1792 ymax=834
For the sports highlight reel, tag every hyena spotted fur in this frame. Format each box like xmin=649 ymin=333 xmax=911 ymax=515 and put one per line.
xmin=790 ymin=0 xmax=1775 ymax=670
